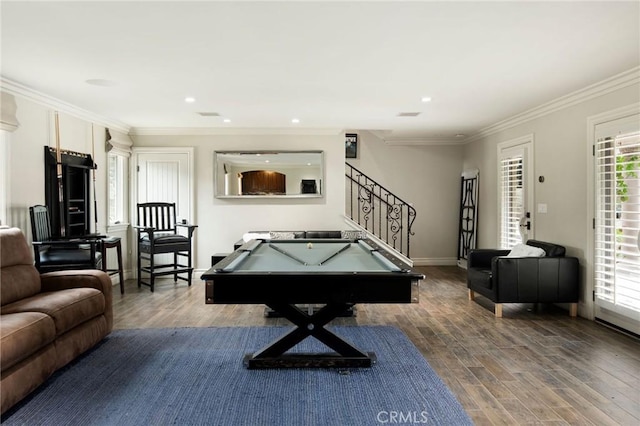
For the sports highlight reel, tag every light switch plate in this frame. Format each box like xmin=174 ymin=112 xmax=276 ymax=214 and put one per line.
xmin=537 ymin=203 xmax=548 ymax=214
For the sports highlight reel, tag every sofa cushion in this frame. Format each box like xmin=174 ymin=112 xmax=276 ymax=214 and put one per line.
xmin=0 ymin=265 xmax=41 ymax=307
xmin=0 ymin=228 xmax=41 ymax=306
xmin=468 ymin=268 xmax=493 ymax=290
xmin=269 ymin=231 xmax=297 ymax=240
xmin=507 ymin=243 xmax=546 ymax=258
xmin=525 ymin=239 xmax=566 ymax=257
xmin=37 ymin=247 xmax=102 ymax=266
xmin=341 ymin=230 xmax=367 ymax=239
xmin=0 ymin=312 xmax=56 ymax=372
xmin=305 ymin=230 xmax=343 ymax=239
xmin=2 ymin=288 xmax=105 ymax=336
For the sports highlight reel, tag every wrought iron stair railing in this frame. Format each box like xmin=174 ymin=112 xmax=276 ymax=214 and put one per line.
xmin=345 ymin=163 xmax=416 ymax=258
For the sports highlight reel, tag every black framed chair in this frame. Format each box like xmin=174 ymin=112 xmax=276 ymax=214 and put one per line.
xmin=135 ymin=202 xmax=197 ymax=292
xmin=29 ymin=205 xmax=103 ymax=273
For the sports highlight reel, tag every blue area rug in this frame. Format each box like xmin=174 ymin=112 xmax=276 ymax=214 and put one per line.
xmin=2 ymin=326 xmax=471 ymax=425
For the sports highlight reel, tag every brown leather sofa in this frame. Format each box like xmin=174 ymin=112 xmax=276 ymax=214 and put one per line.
xmin=0 ymin=227 xmax=113 ymax=414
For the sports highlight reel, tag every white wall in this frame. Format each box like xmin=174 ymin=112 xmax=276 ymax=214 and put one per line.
xmin=347 ymin=131 xmax=464 ymax=264
xmin=462 ymin=81 xmax=640 ymax=317
xmin=4 ymin=94 xmax=132 ymax=279
xmin=6 ymin=97 xmax=108 ymax=234
xmin=130 ymin=133 xmax=346 ymax=270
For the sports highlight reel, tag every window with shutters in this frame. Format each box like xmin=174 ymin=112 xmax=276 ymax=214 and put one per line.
xmin=499 ymin=155 xmax=524 ymax=248
xmin=594 ymin=131 xmax=640 ymax=318
xmin=108 ymin=153 xmax=127 ymax=226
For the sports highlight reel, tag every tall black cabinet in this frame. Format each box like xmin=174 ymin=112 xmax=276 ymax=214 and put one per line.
xmin=44 ymin=147 xmax=95 ymax=237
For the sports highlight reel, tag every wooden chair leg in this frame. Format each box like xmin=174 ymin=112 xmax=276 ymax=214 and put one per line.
xmin=495 ymin=304 xmax=503 ymax=318
xmin=173 ymin=253 xmax=179 ymax=282
xmin=569 ymin=303 xmax=578 ymax=317
xmin=116 ymin=243 xmax=124 ymax=295
xmin=137 ymin=249 xmax=142 ymax=288
xmin=468 ymin=289 xmax=475 ymax=301
xmin=150 ymin=253 xmax=155 ymax=292
xmin=187 ymin=249 xmax=192 ymax=286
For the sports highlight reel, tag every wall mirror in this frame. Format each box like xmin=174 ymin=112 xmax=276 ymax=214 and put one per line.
xmin=214 ymin=151 xmax=324 ymax=198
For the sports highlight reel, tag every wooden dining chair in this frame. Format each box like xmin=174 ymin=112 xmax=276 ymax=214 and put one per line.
xmin=135 ymin=202 xmax=197 ymax=292
xmin=29 ymin=205 xmax=103 ymax=273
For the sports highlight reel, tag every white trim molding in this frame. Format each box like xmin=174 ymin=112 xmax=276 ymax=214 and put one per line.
xmin=130 ymin=127 xmax=344 ymax=136
xmin=412 ymin=257 xmax=458 ymax=266
xmin=467 ymin=66 xmax=640 ymax=143
xmin=0 ymin=77 xmax=130 ymax=134
xmin=383 ymin=137 xmax=467 ymax=146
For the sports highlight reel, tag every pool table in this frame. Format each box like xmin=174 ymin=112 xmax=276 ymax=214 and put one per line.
xmin=201 ymin=238 xmax=424 ymax=368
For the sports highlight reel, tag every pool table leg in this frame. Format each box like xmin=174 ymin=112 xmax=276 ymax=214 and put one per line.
xmin=245 ymin=302 xmax=375 ymax=369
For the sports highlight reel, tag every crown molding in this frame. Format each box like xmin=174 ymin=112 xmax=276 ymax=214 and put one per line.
xmin=0 ymin=77 xmax=131 ymax=134
xmin=367 ymin=130 xmax=467 ymax=146
xmin=383 ymin=137 xmax=467 ymax=146
xmin=129 ymin=127 xmax=344 ymax=136
xmin=466 ymin=66 xmax=640 ymax=143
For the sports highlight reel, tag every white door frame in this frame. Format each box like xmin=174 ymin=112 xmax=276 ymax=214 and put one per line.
xmin=496 ymin=134 xmax=535 ymax=247
xmin=586 ymin=102 xmax=640 ymax=321
xmin=130 ymin=147 xmax=195 ymax=278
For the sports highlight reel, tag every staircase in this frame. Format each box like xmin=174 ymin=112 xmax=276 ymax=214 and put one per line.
xmin=345 ymin=163 xmax=416 ymax=258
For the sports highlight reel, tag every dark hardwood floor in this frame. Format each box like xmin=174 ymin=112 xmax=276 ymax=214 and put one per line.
xmin=112 ymin=266 xmax=640 ymax=425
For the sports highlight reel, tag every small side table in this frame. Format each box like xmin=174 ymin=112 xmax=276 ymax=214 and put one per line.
xmin=102 ymin=237 xmax=124 ymax=294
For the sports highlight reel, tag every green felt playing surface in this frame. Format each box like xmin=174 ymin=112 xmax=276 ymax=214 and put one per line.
xmin=235 ymin=240 xmax=395 ymax=272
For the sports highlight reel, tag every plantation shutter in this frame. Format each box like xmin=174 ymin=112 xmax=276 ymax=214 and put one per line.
xmin=499 ymin=154 xmax=524 ymax=249
xmin=594 ymin=124 xmax=640 ymax=324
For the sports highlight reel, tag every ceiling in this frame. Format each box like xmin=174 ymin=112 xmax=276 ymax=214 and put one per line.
xmin=1 ymin=1 xmax=639 ymax=140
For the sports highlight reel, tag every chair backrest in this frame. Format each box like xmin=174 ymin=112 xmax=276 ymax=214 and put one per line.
xmin=137 ymin=202 xmax=178 ymax=232
xmin=30 ymin=205 xmax=53 ymax=242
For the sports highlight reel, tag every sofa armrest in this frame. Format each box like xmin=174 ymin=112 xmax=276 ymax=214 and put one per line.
xmin=468 ymin=249 xmax=510 ymax=269
xmin=492 ymin=256 xmax=579 ymax=303
xmin=40 ymin=270 xmax=113 ymax=331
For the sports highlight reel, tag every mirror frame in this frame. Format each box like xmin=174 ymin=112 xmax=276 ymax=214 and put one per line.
xmin=214 ymin=150 xmax=324 ymax=199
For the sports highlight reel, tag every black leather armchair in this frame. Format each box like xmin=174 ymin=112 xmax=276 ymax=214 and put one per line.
xmin=467 ymin=239 xmax=579 ymax=317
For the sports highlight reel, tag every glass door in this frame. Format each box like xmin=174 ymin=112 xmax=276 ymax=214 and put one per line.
xmin=498 ymin=137 xmax=534 ymax=249
xmin=594 ymin=115 xmax=640 ymax=334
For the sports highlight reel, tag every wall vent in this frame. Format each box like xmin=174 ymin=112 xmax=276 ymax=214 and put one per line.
xmin=397 ymin=112 xmax=421 ymax=117
xmin=197 ymin=112 xmax=221 ymax=117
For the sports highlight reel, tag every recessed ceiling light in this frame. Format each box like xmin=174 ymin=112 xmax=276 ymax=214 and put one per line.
xmin=291 ymin=118 xmax=300 ymax=124
xmin=455 ymin=134 xmax=466 ymax=138
xmin=85 ymin=79 xmax=117 ymax=87
xmin=223 ymin=118 xmax=231 ymax=123
xmin=265 ymin=160 xmax=270 ymax=163
xmin=184 ymin=97 xmax=195 ymax=103
xmin=421 ymin=97 xmax=432 ymax=103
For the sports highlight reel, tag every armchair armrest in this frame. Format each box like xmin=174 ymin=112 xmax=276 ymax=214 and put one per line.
xmin=33 ymin=238 xmax=103 ymax=246
xmin=40 ymin=270 xmax=113 ymax=331
xmin=176 ymin=223 xmax=198 ymax=238
xmin=468 ymin=249 xmax=510 ymax=269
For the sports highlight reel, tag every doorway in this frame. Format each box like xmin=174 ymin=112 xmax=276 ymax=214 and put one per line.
xmin=497 ymin=135 xmax=534 ymax=248
xmin=592 ymin=113 xmax=640 ymax=334
xmin=131 ymin=147 xmax=195 ymax=277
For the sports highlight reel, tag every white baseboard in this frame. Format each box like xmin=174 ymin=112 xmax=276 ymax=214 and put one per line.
xmin=412 ymin=258 xmax=458 ymax=266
